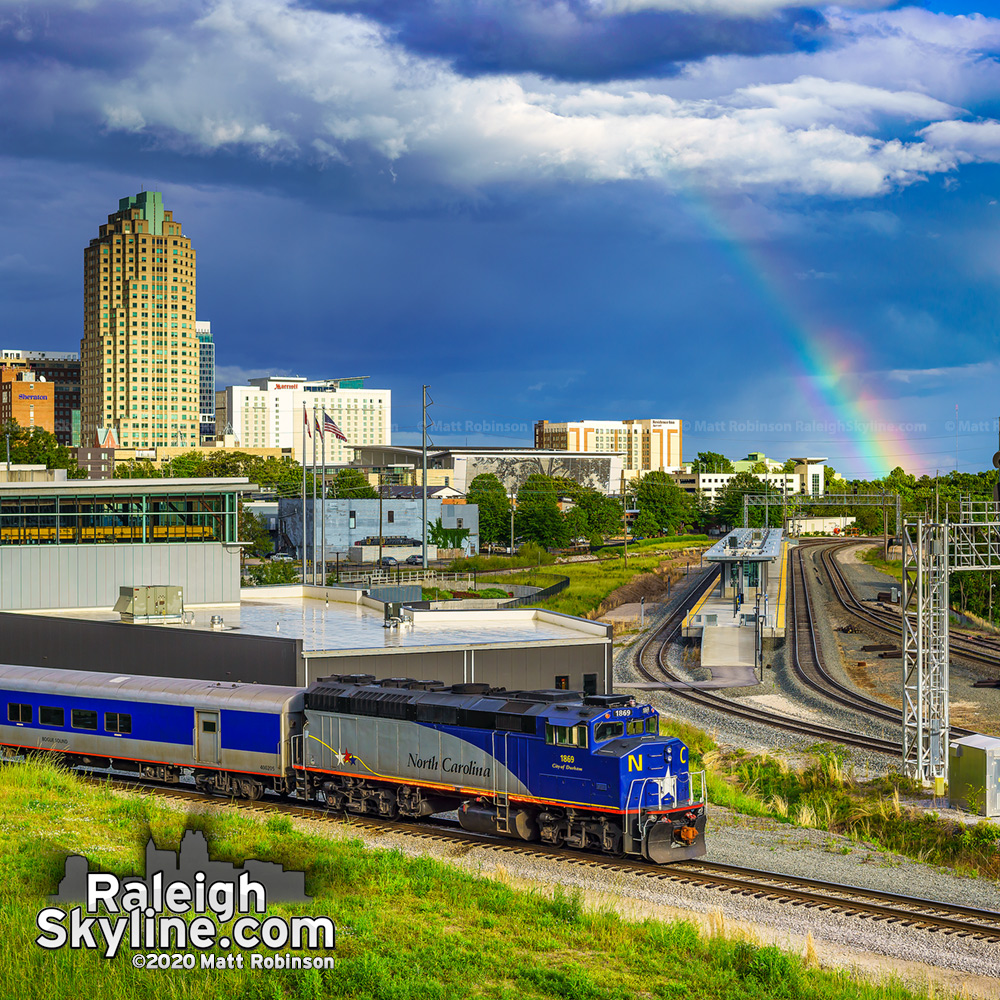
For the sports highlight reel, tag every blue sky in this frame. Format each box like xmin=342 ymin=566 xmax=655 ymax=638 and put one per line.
xmin=2 ymin=0 xmax=1000 ymax=477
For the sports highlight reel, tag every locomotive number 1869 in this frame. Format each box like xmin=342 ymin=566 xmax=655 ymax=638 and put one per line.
xmin=612 ymin=709 xmax=631 ymax=717
xmin=560 ymin=754 xmax=575 ymax=764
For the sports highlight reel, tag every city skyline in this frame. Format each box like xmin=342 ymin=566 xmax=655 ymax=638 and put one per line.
xmin=2 ymin=1 xmax=1000 ymax=477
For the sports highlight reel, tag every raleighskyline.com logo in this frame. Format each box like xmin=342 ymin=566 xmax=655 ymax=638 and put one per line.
xmin=35 ymin=831 xmax=335 ymax=968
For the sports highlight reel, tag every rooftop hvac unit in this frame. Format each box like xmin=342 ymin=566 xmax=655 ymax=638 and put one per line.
xmin=114 ymin=585 xmax=184 ymax=624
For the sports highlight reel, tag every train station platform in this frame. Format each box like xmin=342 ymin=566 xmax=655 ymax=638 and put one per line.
xmin=676 ymin=529 xmax=789 ymax=689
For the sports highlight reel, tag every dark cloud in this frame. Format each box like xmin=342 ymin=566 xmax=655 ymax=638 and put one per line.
xmin=299 ymin=0 xmax=826 ymax=80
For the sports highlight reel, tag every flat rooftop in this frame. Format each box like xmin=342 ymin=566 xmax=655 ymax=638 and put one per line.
xmin=34 ymin=593 xmax=602 ymax=652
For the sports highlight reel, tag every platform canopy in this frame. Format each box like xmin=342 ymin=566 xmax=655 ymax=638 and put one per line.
xmin=704 ymin=527 xmax=783 ymax=563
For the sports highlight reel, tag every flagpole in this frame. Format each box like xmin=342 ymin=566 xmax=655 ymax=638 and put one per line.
xmin=312 ymin=403 xmax=318 ymax=586
xmin=320 ymin=417 xmax=326 ymax=588
xmin=301 ymin=403 xmax=307 ymax=583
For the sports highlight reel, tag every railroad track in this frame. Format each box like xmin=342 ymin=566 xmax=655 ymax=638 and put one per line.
xmin=631 ymin=568 xmax=901 ymax=755
xmin=81 ymin=771 xmax=1000 ymax=944
xmin=815 ymin=539 xmax=1000 ymax=674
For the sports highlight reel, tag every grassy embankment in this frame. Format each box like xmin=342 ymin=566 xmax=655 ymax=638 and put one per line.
xmin=0 ymin=756 xmax=935 ymax=1000
xmin=858 ymin=544 xmax=904 ymax=583
xmin=472 ymin=537 xmax=713 ymax=619
xmin=666 ymin=719 xmax=1000 ymax=879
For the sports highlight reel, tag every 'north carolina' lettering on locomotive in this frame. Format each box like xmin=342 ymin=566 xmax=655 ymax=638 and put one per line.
xmin=408 ymin=752 xmax=491 ymax=778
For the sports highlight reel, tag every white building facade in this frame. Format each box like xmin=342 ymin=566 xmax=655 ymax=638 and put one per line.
xmin=673 ymin=457 xmax=827 ymax=502
xmin=221 ymin=376 xmax=390 ymax=466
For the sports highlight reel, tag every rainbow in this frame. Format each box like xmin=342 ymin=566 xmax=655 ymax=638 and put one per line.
xmin=679 ymin=192 xmax=924 ymax=480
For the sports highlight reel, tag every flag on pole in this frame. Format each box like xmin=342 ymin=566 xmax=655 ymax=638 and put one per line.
xmin=324 ymin=411 xmax=348 ymax=442
xmin=315 ymin=414 xmax=323 ymax=436
xmin=303 ymin=405 xmax=311 ymax=438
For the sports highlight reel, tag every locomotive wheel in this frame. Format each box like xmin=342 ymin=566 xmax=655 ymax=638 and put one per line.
xmin=238 ymin=779 xmax=264 ymax=801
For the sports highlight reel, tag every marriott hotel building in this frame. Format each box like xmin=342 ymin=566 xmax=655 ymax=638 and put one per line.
xmin=219 ymin=377 xmax=390 ymax=467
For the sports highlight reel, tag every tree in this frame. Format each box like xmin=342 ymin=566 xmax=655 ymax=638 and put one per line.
xmin=245 ymin=560 xmax=298 ymax=586
xmin=632 ymin=510 xmax=660 ymax=538
xmin=570 ymin=487 xmax=622 ymax=538
xmin=239 ymin=502 xmax=274 ymax=562
xmin=713 ymin=471 xmax=775 ymax=528
xmin=632 ymin=471 xmax=695 ymax=534
xmin=750 ymin=461 xmax=770 ymax=474
xmin=690 ymin=451 xmax=734 ymax=473
xmin=466 ymin=473 xmax=511 ymax=549
xmin=562 ymin=505 xmax=589 ymax=541
xmin=328 ymin=468 xmax=377 ymax=499
xmin=781 ymin=458 xmax=798 ymax=473
xmin=515 ymin=474 xmax=567 ymax=549
xmin=113 ymin=459 xmax=162 ymax=479
xmin=2 ymin=420 xmax=86 ymax=478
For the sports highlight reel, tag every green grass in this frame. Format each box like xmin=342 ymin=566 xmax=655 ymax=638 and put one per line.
xmin=482 ymin=544 xmax=711 ymax=618
xmin=858 ymin=544 xmax=904 ymax=583
xmin=654 ymin=719 xmax=1000 ymax=878
xmin=0 ymin=757 xmax=935 ymax=999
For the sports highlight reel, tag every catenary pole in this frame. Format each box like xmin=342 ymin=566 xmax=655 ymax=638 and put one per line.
xmin=312 ymin=403 xmax=318 ymax=585
xmin=301 ymin=404 xmax=307 ymax=581
xmin=422 ymin=384 xmax=429 ymax=570
xmin=320 ymin=417 xmax=326 ymax=587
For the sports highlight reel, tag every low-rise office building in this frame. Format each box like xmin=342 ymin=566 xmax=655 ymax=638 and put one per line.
xmin=672 ymin=457 xmax=827 ymax=502
xmin=352 ymin=445 xmax=624 ymax=495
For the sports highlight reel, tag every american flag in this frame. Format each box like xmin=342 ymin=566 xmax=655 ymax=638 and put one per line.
xmin=324 ymin=411 xmax=348 ymax=442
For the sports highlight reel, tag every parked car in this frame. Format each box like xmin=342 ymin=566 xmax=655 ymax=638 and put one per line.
xmin=379 ymin=556 xmax=398 ymax=567
xmin=271 ymin=553 xmax=293 ymax=562
xmin=404 ymin=554 xmax=423 ymax=565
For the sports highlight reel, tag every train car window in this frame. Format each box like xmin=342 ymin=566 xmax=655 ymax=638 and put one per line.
xmin=626 ymin=720 xmax=645 ymax=736
xmin=202 ymin=720 xmax=217 ymax=733
xmin=105 ymin=712 xmax=132 ymax=734
xmin=546 ymin=724 xmax=586 ymax=747
xmin=646 ymin=717 xmax=659 ymax=735
xmin=7 ymin=703 xmax=31 ymax=723
xmin=40 ymin=706 xmax=65 ymax=727
xmin=594 ymin=721 xmax=624 ymax=742
xmin=71 ymin=709 xmax=98 ymax=731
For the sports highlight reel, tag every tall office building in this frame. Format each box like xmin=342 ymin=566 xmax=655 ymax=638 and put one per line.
xmin=534 ymin=418 xmax=682 ymax=479
xmin=81 ymin=191 xmax=199 ymax=448
xmin=1 ymin=349 xmax=80 ymax=445
xmin=196 ymin=320 xmax=215 ymax=443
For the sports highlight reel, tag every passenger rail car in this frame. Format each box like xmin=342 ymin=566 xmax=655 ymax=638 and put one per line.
xmin=0 ymin=665 xmax=706 ymax=864
xmin=0 ymin=665 xmax=302 ymax=800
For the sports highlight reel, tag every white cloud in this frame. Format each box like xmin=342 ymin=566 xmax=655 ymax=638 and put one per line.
xmin=6 ymin=0 xmax=1000 ymax=200
xmin=598 ymin=0 xmax=889 ymax=17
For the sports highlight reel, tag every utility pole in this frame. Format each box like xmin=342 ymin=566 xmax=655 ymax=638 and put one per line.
xmin=621 ymin=470 xmax=629 ymax=567
xmin=300 ymin=404 xmax=307 ymax=582
xmin=378 ymin=471 xmax=384 ymax=567
xmin=510 ymin=489 xmax=515 ymax=556
xmin=5 ymin=428 xmax=10 ymax=475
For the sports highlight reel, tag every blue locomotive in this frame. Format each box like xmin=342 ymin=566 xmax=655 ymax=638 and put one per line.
xmin=0 ymin=665 xmax=706 ymax=863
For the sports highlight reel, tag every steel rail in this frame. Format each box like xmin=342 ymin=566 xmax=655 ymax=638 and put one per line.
xmin=630 ymin=571 xmax=901 ymax=755
xmin=69 ymin=769 xmax=1000 ymax=943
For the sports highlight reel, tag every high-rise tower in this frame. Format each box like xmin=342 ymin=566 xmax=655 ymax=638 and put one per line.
xmin=81 ymin=191 xmax=198 ymax=448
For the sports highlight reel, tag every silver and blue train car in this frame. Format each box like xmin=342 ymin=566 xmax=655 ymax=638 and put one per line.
xmin=297 ymin=675 xmax=706 ymax=862
xmin=0 ymin=664 xmax=302 ymax=799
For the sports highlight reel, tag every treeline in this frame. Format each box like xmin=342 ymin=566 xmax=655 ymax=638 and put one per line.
xmin=470 ymin=471 xmax=698 ymax=550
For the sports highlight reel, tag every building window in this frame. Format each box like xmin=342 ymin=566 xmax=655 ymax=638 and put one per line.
xmin=349 ymin=511 xmax=356 ymax=529
xmin=583 ymin=674 xmax=597 ymax=696
xmin=387 ymin=511 xmax=394 ymax=524
xmin=555 ymin=675 xmax=569 ymax=690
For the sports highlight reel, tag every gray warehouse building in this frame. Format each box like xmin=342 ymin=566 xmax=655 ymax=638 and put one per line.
xmin=278 ymin=497 xmax=479 ymax=560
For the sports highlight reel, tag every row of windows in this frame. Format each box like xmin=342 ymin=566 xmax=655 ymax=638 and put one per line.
xmin=8 ymin=703 xmax=131 ymax=733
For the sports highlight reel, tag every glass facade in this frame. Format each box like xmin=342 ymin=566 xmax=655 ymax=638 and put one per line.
xmin=0 ymin=490 xmax=238 ymax=545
